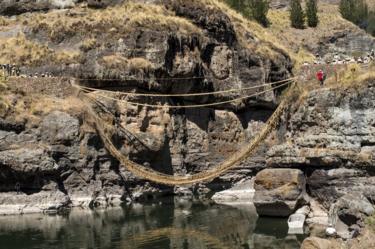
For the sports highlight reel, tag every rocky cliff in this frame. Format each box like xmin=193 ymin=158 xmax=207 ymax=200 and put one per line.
xmin=267 ymin=75 xmax=375 ymax=208
xmin=0 ymin=0 xmax=293 ymax=213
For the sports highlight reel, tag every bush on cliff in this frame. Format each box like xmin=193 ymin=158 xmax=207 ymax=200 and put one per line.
xmin=224 ymin=0 xmax=270 ymax=27
xmin=306 ymin=0 xmax=319 ymax=27
xmin=290 ymin=0 xmax=305 ymax=29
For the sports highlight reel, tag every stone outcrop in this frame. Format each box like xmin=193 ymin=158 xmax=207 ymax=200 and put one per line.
xmin=334 ymin=194 xmax=374 ymax=231
xmin=253 ymin=168 xmax=308 ymax=217
xmin=211 ymin=179 xmax=254 ymax=203
xmin=267 ymin=78 xmax=375 ymax=208
xmin=0 ymin=191 xmax=70 ymax=215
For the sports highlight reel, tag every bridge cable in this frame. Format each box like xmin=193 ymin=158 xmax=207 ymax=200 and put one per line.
xmin=76 ymin=80 xmax=293 ymax=109
xmin=73 ymin=81 xmax=297 ymax=185
xmin=73 ymin=77 xmax=297 ymax=97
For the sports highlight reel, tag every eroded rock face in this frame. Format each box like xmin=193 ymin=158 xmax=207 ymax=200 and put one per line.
xmin=335 ymin=193 xmax=374 ymax=227
xmin=253 ymin=168 xmax=307 ymax=217
xmin=0 ymin=191 xmax=70 ymax=215
xmin=266 ymin=79 xmax=375 ymax=208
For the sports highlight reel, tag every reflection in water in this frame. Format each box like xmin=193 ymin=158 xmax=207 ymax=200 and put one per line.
xmin=0 ymin=198 xmax=305 ymax=249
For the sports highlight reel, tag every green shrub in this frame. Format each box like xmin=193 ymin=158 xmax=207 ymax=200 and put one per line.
xmin=306 ymin=0 xmax=319 ymax=27
xmin=290 ymin=0 xmax=305 ymax=29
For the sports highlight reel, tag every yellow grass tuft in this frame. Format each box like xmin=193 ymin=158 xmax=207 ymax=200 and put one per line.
xmin=0 ymin=77 xmax=9 ymax=117
xmin=26 ymin=2 xmax=202 ymax=42
xmin=0 ymin=33 xmax=81 ymax=66
xmin=79 ymin=38 xmax=98 ymax=52
xmin=101 ymin=55 xmax=154 ymax=72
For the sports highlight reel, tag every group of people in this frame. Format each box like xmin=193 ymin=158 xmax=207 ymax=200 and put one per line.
xmin=0 ymin=64 xmax=20 ymax=77
xmin=310 ymin=49 xmax=375 ymax=66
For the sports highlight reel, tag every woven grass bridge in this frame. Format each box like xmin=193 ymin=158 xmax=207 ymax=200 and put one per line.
xmin=71 ymin=77 xmax=298 ymax=186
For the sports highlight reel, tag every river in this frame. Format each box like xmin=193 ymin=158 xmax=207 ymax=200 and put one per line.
xmin=0 ymin=198 xmax=307 ymax=249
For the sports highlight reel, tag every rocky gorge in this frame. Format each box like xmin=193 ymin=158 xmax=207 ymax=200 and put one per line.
xmin=0 ymin=0 xmax=294 ymax=213
xmin=0 ymin=0 xmax=375 ymax=248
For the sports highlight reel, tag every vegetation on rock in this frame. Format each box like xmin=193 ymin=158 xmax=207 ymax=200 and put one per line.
xmin=224 ymin=0 xmax=270 ymax=26
xmin=306 ymin=0 xmax=319 ymax=27
xmin=340 ymin=0 xmax=375 ymax=36
xmin=290 ymin=0 xmax=305 ymax=29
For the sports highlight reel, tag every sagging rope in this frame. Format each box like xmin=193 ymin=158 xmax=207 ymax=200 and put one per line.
xmin=75 ymin=80 xmax=293 ymax=109
xmin=74 ymin=77 xmax=297 ymax=97
xmin=74 ymin=81 xmax=297 ymax=185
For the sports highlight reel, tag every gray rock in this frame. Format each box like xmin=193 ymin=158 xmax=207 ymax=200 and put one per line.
xmin=40 ymin=111 xmax=79 ymax=145
xmin=253 ymin=169 xmax=308 ymax=217
xmin=336 ymin=193 xmax=374 ymax=226
xmin=212 ymin=179 xmax=254 ymax=203
xmin=0 ymin=191 xmax=70 ymax=215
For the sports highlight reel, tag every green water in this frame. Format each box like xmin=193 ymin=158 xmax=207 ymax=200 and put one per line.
xmin=0 ymin=199 xmax=306 ymax=249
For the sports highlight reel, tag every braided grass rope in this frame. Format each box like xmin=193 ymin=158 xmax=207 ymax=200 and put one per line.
xmin=74 ymin=77 xmax=297 ymax=97
xmin=74 ymin=81 xmax=297 ymax=185
xmin=75 ymin=80 xmax=293 ymax=109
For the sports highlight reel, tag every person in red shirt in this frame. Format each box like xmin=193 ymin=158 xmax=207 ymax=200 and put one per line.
xmin=316 ymin=69 xmax=325 ymax=86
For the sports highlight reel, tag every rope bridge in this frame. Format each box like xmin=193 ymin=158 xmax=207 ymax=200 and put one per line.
xmin=72 ymin=79 xmax=298 ymax=186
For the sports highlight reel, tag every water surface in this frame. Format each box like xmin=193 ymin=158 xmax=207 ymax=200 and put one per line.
xmin=0 ymin=199 xmax=306 ymax=249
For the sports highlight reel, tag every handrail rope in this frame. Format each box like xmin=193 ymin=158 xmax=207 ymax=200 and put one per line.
xmin=10 ymin=74 xmax=297 ymax=82
xmin=77 ymin=81 xmax=297 ymax=185
xmin=74 ymin=76 xmax=298 ymax=81
xmin=75 ymin=80 xmax=293 ymax=109
xmin=73 ymin=77 xmax=297 ymax=97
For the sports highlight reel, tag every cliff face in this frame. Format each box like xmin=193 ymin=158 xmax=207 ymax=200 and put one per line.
xmin=0 ymin=0 xmax=293 ymax=213
xmin=267 ymin=76 xmax=375 ymax=207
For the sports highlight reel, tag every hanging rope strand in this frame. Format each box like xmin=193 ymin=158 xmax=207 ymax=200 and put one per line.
xmin=74 ymin=80 xmax=293 ymax=109
xmin=76 ymin=81 xmax=297 ymax=186
xmin=73 ymin=77 xmax=297 ymax=97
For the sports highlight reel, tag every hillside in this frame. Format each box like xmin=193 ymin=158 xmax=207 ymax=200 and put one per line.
xmin=268 ymin=3 xmax=375 ymax=64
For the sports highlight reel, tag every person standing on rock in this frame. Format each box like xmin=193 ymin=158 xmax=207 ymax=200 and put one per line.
xmin=316 ymin=69 xmax=325 ymax=86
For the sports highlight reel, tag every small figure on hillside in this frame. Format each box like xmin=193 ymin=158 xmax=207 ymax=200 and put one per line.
xmin=316 ymin=69 xmax=325 ymax=86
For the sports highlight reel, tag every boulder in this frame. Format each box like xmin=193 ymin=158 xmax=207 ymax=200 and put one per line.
xmin=335 ymin=193 xmax=374 ymax=227
xmin=0 ymin=191 xmax=70 ymax=215
xmin=253 ymin=169 xmax=307 ymax=217
xmin=300 ymin=237 xmax=335 ymax=249
xmin=40 ymin=111 xmax=79 ymax=145
xmin=212 ymin=179 xmax=254 ymax=203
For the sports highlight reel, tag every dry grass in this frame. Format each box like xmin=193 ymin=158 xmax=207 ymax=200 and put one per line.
xmin=0 ymin=76 xmax=9 ymax=117
xmin=266 ymin=3 xmax=361 ymax=69
xmin=101 ymin=55 xmax=154 ymax=72
xmin=79 ymin=38 xmax=97 ymax=52
xmin=191 ymin=0 xmax=291 ymax=59
xmin=11 ymin=94 xmax=85 ymax=127
xmin=0 ymin=17 xmax=9 ymax=26
xmin=323 ymin=64 xmax=375 ymax=90
xmin=0 ymin=2 xmax=202 ymax=66
xmin=0 ymin=33 xmax=81 ymax=66
xmin=26 ymin=2 xmax=201 ymax=43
